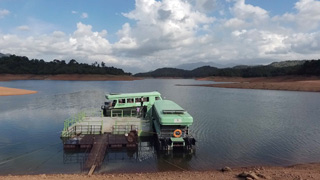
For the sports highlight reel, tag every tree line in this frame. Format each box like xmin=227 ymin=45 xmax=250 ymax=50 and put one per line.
xmin=135 ymin=59 xmax=320 ymax=78
xmin=0 ymin=55 xmax=131 ymax=75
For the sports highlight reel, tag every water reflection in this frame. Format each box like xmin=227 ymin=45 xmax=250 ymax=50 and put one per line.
xmin=62 ymin=137 xmax=195 ymax=173
xmin=1 ymin=79 xmax=320 ymax=174
xmin=156 ymin=152 xmax=194 ymax=171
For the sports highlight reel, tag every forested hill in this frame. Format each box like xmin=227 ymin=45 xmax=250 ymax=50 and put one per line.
xmin=0 ymin=55 xmax=131 ymax=75
xmin=135 ymin=60 xmax=320 ymax=78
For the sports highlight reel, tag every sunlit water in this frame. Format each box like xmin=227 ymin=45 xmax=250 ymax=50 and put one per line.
xmin=0 ymin=79 xmax=320 ymax=175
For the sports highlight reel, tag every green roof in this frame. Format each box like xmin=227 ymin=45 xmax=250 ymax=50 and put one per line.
xmin=170 ymin=137 xmax=185 ymax=142
xmin=106 ymin=91 xmax=161 ymax=100
xmin=154 ymin=100 xmax=193 ymax=126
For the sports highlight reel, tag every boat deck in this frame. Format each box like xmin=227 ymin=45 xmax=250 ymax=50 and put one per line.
xmin=63 ymin=132 xmax=138 ymax=175
xmin=63 ymin=116 xmax=152 ymax=137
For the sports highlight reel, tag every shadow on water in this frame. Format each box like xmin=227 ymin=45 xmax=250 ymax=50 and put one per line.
xmin=156 ymin=151 xmax=194 ymax=171
xmin=62 ymin=136 xmax=195 ymax=173
xmin=1 ymin=79 xmax=320 ymax=174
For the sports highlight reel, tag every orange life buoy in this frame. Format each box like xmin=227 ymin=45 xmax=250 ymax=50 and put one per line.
xmin=173 ymin=129 xmax=182 ymax=138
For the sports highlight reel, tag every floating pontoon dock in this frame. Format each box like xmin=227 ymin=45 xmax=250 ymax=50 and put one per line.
xmin=61 ymin=111 xmax=152 ymax=138
xmin=60 ymin=91 xmax=196 ymax=174
xmin=61 ymin=111 xmax=147 ymax=174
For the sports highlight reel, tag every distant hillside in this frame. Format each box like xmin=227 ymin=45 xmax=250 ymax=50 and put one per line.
xmin=175 ymin=61 xmax=233 ymax=70
xmin=189 ymin=66 xmax=219 ymax=77
xmin=135 ymin=68 xmax=190 ymax=77
xmin=0 ymin=54 xmax=131 ymax=75
xmin=0 ymin=53 xmax=10 ymax=58
xmin=135 ymin=60 xmax=320 ymax=78
xmin=269 ymin=60 xmax=307 ymax=68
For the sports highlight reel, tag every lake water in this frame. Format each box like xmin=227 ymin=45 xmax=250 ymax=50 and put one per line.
xmin=0 ymin=79 xmax=320 ymax=175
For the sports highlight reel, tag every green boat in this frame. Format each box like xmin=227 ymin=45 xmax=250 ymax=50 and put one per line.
xmin=101 ymin=91 xmax=196 ymax=151
xmin=151 ymin=100 xmax=196 ymax=151
xmin=101 ymin=91 xmax=162 ymax=117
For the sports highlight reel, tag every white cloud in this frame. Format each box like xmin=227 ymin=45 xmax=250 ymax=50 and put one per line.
xmin=114 ymin=23 xmax=138 ymax=50
xmin=285 ymin=32 xmax=320 ymax=54
xmin=193 ymin=0 xmax=220 ymax=12
xmin=224 ymin=18 xmax=246 ymax=29
xmin=294 ymin=0 xmax=320 ymax=31
xmin=273 ymin=0 xmax=320 ymax=32
xmin=72 ymin=11 xmax=78 ymax=14
xmin=81 ymin=12 xmax=88 ymax=19
xmin=2 ymin=0 xmax=320 ymax=72
xmin=0 ymin=22 xmax=115 ymax=65
xmin=17 ymin=25 xmax=30 ymax=31
xmin=0 ymin=9 xmax=10 ymax=18
xmin=118 ymin=0 xmax=214 ymax=59
xmin=231 ymin=0 xmax=269 ymax=24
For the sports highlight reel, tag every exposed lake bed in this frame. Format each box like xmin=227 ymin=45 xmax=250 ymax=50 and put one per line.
xmin=2 ymin=163 xmax=320 ymax=180
xmin=0 ymin=79 xmax=320 ymax=178
xmin=195 ymin=76 xmax=320 ymax=92
xmin=0 ymin=87 xmax=38 ymax=96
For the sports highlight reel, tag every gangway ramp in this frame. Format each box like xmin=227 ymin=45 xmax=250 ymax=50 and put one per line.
xmin=84 ymin=134 xmax=109 ymax=174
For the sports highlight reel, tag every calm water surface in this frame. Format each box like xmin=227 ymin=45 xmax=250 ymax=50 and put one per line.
xmin=0 ymin=79 xmax=320 ymax=175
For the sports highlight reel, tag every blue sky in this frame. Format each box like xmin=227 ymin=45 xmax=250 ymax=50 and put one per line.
xmin=1 ymin=0 xmax=320 ymax=73
xmin=0 ymin=0 xmax=134 ymax=41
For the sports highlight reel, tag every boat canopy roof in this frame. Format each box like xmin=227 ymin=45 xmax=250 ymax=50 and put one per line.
xmin=106 ymin=91 xmax=161 ymax=100
xmin=154 ymin=100 xmax=193 ymax=126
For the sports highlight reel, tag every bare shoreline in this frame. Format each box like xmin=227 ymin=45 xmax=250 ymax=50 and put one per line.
xmin=1 ymin=163 xmax=320 ymax=180
xmin=0 ymin=74 xmax=140 ymax=81
xmin=194 ymin=76 xmax=320 ymax=92
xmin=2 ymin=74 xmax=320 ymax=93
xmin=0 ymin=87 xmax=37 ymax=96
xmin=1 ymin=75 xmax=320 ymax=178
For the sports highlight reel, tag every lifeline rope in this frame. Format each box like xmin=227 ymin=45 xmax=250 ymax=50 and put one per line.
xmin=0 ymin=142 xmax=60 ymax=166
xmin=162 ymin=159 xmax=187 ymax=171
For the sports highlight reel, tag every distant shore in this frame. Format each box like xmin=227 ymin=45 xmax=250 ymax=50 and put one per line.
xmin=1 ymin=163 xmax=320 ymax=180
xmin=193 ymin=76 xmax=320 ymax=92
xmin=0 ymin=87 xmax=37 ymax=96
xmin=2 ymin=74 xmax=320 ymax=92
xmin=0 ymin=74 xmax=140 ymax=81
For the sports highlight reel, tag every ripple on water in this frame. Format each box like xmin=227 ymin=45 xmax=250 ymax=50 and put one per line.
xmin=1 ymin=80 xmax=320 ymax=174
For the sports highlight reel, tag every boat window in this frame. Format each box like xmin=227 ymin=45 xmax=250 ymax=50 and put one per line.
xmin=163 ymin=110 xmax=185 ymax=114
xmin=143 ymin=97 xmax=149 ymax=102
xmin=155 ymin=97 xmax=160 ymax=100
xmin=135 ymin=98 xmax=141 ymax=102
xmin=112 ymin=100 xmax=117 ymax=107
xmin=104 ymin=101 xmax=111 ymax=105
xmin=127 ymin=98 xmax=134 ymax=103
xmin=119 ymin=99 xmax=126 ymax=104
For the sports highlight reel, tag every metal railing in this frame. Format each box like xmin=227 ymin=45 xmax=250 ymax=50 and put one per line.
xmin=61 ymin=112 xmax=86 ymax=137
xmin=107 ymin=109 xmax=138 ymax=117
xmin=62 ymin=125 xmax=102 ymax=137
xmin=159 ymin=129 xmax=186 ymax=138
xmin=61 ymin=111 xmax=103 ymax=137
xmin=112 ymin=125 xmax=138 ymax=135
xmin=61 ymin=109 xmax=139 ymax=137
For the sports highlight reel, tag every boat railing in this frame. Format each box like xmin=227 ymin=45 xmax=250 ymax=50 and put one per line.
xmin=112 ymin=125 xmax=138 ymax=135
xmin=159 ymin=129 xmax=186 ymax=138
xmin=62 ymin=112 xmax=86 ymax=135
xmin=64 ymin=124 xmax=102 ymax=137
xmin=109 ymin=109 xmax=138 ymax=117
xmin=61 ymin=111 xmax=102 ymax=137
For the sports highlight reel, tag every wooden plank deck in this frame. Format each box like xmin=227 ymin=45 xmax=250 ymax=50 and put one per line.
xmin=84 ymin=134 xmax=109 ymax=170
xmin=63 ymin=132 xmax=138 ymax=174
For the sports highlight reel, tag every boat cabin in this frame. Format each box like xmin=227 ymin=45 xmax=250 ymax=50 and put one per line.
xmin=101 ymin=91 xmax=162 ymax=117
xmin=152 ymin=100 xmax=195 ymax=151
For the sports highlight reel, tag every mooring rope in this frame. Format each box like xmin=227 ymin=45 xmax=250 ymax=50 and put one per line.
xmin=0 ymin=130 xmax=61 ymax=150
xmin=162 ymin=159 xmax=187 ymax=171
xmin=0 ymin=142 xmax=60 ymax=166
xmin=29 ymin=148 xmax=63 ymax=172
